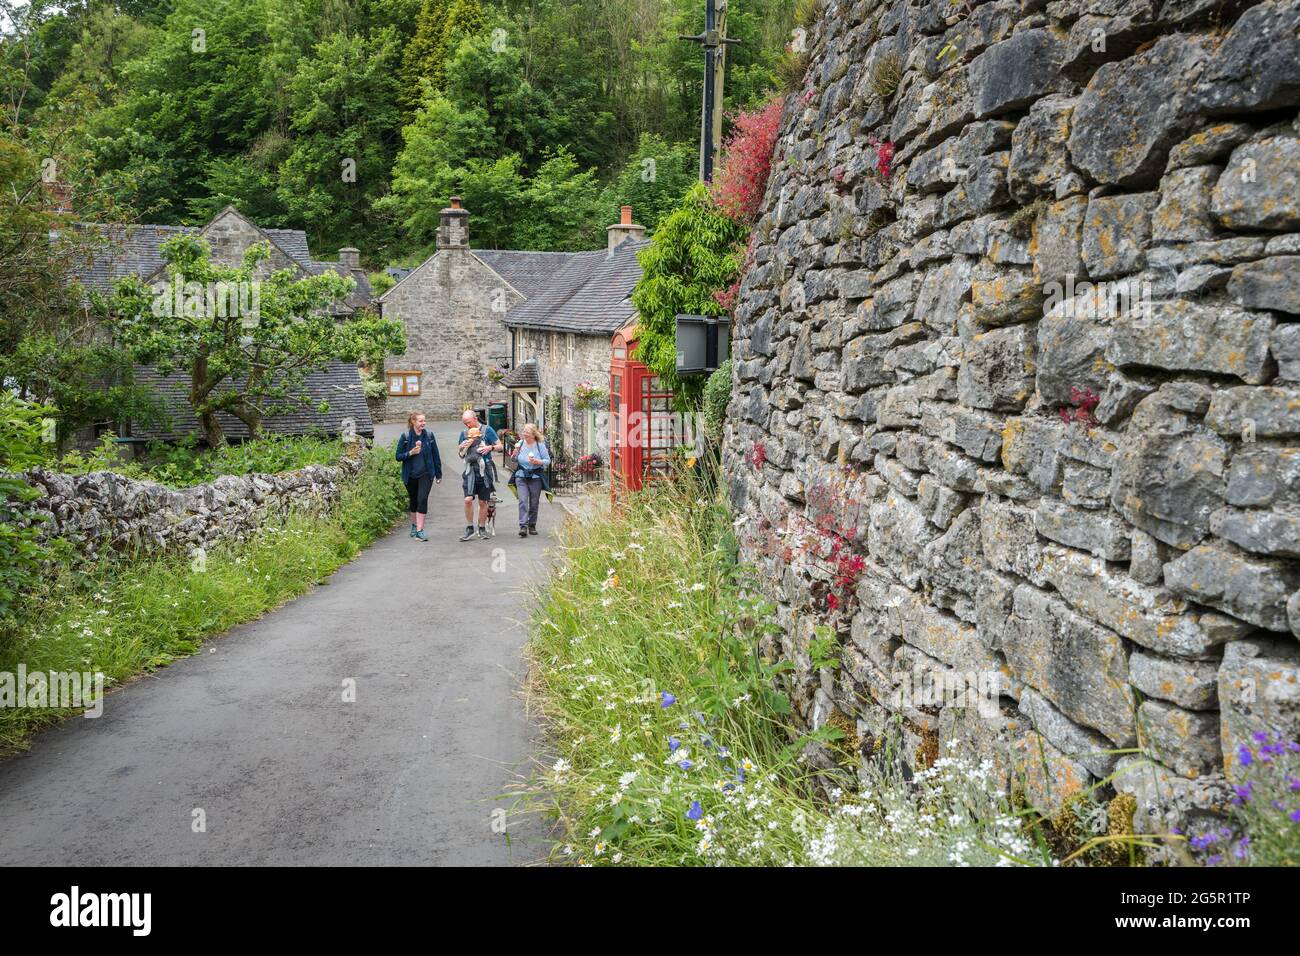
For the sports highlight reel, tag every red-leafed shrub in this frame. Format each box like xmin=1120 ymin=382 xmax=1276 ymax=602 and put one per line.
xmin=710 ymin=98 xmax=785 ymax=225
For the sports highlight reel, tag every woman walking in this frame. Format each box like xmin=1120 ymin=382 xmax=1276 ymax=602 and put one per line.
xmin=395 ymin=412 xmax=442 ymax=541
xmin=511 ymin=423 xmax=550 ymax=538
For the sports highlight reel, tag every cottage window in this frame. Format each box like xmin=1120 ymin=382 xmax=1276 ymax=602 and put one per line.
xmin=550 ymin=332 xmax=558 ymax=361
xmin=387 ymin=371 xmax=421 ymax=396
xmin=567 ymin=333 xmax=575 ymax=362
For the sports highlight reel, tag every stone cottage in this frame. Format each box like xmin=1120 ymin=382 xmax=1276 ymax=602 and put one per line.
xmin=379 ymin=199 xmax=647 ymax=460
xmin=72 ymin=204 xmax=376 ymax=442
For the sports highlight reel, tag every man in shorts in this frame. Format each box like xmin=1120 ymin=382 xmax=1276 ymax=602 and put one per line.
xmin=457 ymin=409 xmax=501 ymax=541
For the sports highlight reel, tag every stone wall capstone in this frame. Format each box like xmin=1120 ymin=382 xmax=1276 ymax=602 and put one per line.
xmin=723 ymin=0 xmax=1300 ymax=847
xmin=20 ymin=454 xmax=365 ymax=561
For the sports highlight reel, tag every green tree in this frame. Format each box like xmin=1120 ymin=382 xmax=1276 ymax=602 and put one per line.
xmin=514 ymin=148 xmax=603 ymax=251
xmin=398 ymin=0 xmax=451 ymax=111
xmin=275 ymin=27 xmax=403 ymax=250
xmin=109 ymin=235 xmax=406 ymax=446
xmin=597 ymin=133 xmax=697 ymax=235
xmin=630 ymin=182 xmax=746 ymax=405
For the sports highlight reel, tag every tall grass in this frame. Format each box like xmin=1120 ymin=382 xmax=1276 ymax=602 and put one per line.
xmin=0 ymin=442 xmax=405 ymax=752
xmin=516 ymin=475 xmax=1108 ymax=866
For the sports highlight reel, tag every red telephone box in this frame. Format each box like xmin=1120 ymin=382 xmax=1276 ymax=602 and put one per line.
xmin=610 ymin=325 xmax=678 ymax=496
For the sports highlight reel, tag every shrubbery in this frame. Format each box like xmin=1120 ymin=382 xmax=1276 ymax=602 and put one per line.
xmin=0 ymin=395 xmax=52 ymax=623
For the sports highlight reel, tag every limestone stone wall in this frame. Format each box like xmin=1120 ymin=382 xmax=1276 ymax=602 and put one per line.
xmin=723 ymin=0 xmax=1300 ymax=843
xmin=21 ymin=453 xmax=365 ymax=561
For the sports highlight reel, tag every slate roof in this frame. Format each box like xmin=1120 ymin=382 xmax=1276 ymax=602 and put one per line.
xmin=501 ymin=358 xmax=541 ymax=390
xmin=68 ymin=222 xmax=373 ymax=313
xmin=473 ymin=249 xmax=587 ymax=300
xmin=497 ymin=238 xmax=648 ymax=336
xmin=62 ymin=209 xmax=377 ymax=443
xmin=129 ymin=361 xmax=375 ymax=441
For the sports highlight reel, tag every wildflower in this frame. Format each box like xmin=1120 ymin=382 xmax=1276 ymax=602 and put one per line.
xmin=594 ymin=842 xmax=606 ymax=856
xmin=1237 ymin=744 xmax=1253 ymax=767
xmin=687 ymin=800 xmax=703 ymax=820
xmin=610 ymin=792 xmax=623 ymax=806
xmin=1291 ymin=809 xmax=1300 ymax=824
xmin=678 ymin=759 xmax=694 ymax=771
xmin=668 ymin=737 xmax=681 ymax=753
xmin=660 ymin=691 xmax=676 ymax=708
xmin=552 ymin=758 xmax=571 ymax=774
xmin=609 ymin=724 xmax=622 ymax=743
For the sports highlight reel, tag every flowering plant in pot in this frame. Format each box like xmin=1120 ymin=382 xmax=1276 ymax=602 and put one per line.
xmin=574 ymin=381 xmax=606 ymax=411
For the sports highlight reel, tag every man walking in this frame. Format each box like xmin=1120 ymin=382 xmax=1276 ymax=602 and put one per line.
xmin=457 ymin=409 xmax=501 ymax=541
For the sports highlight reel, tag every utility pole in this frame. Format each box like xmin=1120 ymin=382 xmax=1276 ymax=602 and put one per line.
xmin=680 ymin=0 xmax=741 ymax=182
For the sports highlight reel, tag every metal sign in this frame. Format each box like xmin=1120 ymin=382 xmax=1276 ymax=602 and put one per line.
xmin=675 ymin=313 xmax=730 ymax=374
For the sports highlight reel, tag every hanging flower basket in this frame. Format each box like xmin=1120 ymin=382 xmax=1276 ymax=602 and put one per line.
xmin=574 ymin=381 xmax=606 ymax=411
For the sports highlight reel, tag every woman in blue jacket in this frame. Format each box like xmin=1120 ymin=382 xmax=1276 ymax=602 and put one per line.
xmin=395 ymin=412 xmax=442 ymax=541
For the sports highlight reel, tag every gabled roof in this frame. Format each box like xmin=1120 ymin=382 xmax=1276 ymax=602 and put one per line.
xmin=501 ymin=238 xmax=648 ymax=336
xmin=501 ymin=357 xmax=541 ymax=390
xmin=128 ymin=361 xmax=374 ymax=441
xmin=66 ymin=207 xmax=371 ymax=314
xmin=473 ymin=250 xmax=587 ymax=300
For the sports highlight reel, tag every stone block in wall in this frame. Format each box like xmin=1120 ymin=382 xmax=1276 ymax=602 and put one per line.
xmin=1205 ymin=385 xmax=1300 ymax=439
xmin=1040 ymin=544 xmax=1252 ymax=659
xmin=1082 ymin=193 xmax=1159 ymax=278
xmin=1003 ymin=583 xmax=1136 ymax=745
xmin=1188 ymin=0 xmax=1300 ymax=114
xmin=1210 ymin=506 xmax=1300 ymax=558
xmin=1211 ymin=134 xmax=1300 ymax=231
xmin=1130 ymin=649 xmax=1221 ymax=711
xmin=1031 ymin=195 xmax=1087 ymax=286
xmin=1110 ymin=391 xmax=1229 ymax=549
xmin=1012 ymin=731 xmax=1092 ymax=816
xmin=913 ymin=258 xmax=974 ymax=334
xmin=1152 ymin=166 xmax=1220 ymax=242
xmin=1218 ymin=634 xmax=1300 ymax=783
xmin=958 ymin=323 xmax=1036 ymax=411
xmin=1035 ymin=295 xmax=1114 ymax=407
xmin=969 ymin=28 xmax=1065 ymax=120
xmin=1166 ymin=122 xmax=1254 ymax=170
xmin=1227 ymin=444 xmax=1300 ymax=507
xmin=1164 ymin=542 xmax=1300 ymax=632
xmin=1228 ymin=257 xmax=1300 ymax=315
xmin=1018 ymin=686 xmax=1118 ymax=778
xmin=1113 ymin=755 xmax=1231 ymax=861
xmin=917 ymin=474 xmax=968 ymax=529
xmin=868 ymin=492 xmax=938 ymax=589
xmin=896 ymin=590 xmax=996 ymax=672
xmin=1068 ymin=34 xmax=1210 ymax=187
xmin=921 ymin=402 xmax=1004 ymax=463
xmin=970 ymin=265 xmax=1044 ymax=326
xmin=1061 ymin=460 xmax=1110 ymax=510
xmin=1138 ymin=700 xmax=1222 ymax=778
xmin=1033 ymin=497 xmax=1131 ymax=560
xmin=1108 ymin=300 xmax=1275 ymax=384
xmin=980 ymin=498 xmax=1046 ymax=583
xmin=922 ymin=508 xmax=985 ymax=619
xmin=1009 ymin=94 xmax=1078 ymax=200
xmin=1000 ymin=415 xmax=1065 ymax=492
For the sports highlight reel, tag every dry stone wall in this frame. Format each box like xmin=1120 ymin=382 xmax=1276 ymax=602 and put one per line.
xmin=20 ymin=454 xmax=365 ymax=562
xmin=723 ymin=0 xmax=1300 ymax=844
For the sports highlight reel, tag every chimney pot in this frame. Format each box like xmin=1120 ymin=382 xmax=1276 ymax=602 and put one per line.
xmin=439 ymin=197 xmax=470 ymax=250
xmin=607 ymin=206 xmax=646 ymax=254
xmin=338 ymin=247 xmax=361 ymax=271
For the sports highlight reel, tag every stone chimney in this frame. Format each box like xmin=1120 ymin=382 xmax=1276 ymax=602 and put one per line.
xmin=338 ymin=247 xmax=361 ymax=271
xmin=438 ymin=196 xmax=470 ymax=250
xmin=607 ymin=205 xmax=646 ymax=254
xmin=45 ymin=180 xmax=73 ymax=215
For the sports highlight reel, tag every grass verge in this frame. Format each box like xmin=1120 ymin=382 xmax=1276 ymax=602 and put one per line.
xmin=517 ymin=474 xmax=1177 ymax=866
xmin=0 ymin=442 xmax=405 ymax=753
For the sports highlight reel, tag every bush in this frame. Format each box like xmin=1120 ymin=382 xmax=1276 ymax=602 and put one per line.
xmin=0 ymin=394 xmax=53 ymax=622
xmin=630 ymin=183 xmax=749 ymax=406
xmin=58 ymin=433 xmax=347 ymax=488
xmin=702 ymin=360 xmax=733 ymax=442
xmin=710 ymin=98 xmax=785 ymax=226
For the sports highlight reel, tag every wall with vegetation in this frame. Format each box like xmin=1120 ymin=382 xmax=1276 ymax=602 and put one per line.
xmin=21 ymin=454 xmax=366 ymax=562
xmin=723 ymin=0 xmax=1300 ymax=848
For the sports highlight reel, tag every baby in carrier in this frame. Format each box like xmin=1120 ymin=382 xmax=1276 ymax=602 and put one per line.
xmin=462 ymin=426 xmax=499 ymax=493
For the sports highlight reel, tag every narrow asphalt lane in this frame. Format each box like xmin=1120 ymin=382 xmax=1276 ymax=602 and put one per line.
xmin=0 ymin=421 xmax=556 ymax=865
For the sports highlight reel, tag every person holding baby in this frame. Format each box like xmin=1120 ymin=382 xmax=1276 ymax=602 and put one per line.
xmin=456 ymin=408 xmax=501 ymax=541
